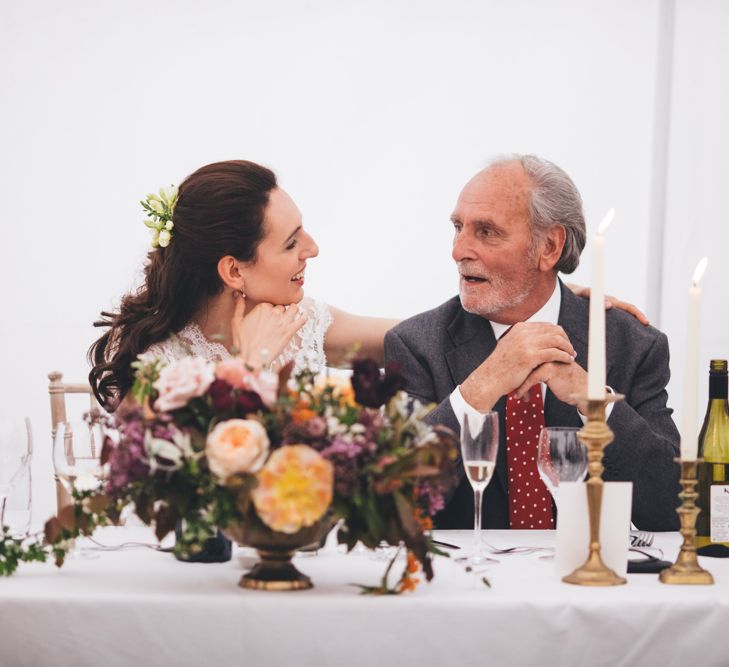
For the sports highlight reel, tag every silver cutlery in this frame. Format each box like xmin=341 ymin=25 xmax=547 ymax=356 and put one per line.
xmin=630 ymin=531 xmax=655 ymax=548
xmin=629 ymin=545 xmax=664 ymax=560
xmin=483 ymin=543 xmax=553 ymax=555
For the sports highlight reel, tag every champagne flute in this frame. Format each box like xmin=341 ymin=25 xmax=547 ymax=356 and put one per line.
xmin=461 ymin=412 xmax=499 ymax=565
xmin=536 ymin=426 xmax=588 ymax=513
xmin=52 ymin=420 xmax=105 ymax=556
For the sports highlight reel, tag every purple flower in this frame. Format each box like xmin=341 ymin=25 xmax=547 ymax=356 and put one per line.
xmin=237 ymin=390 xmax=265 ymax=415
xmin=321 ymin=436 xmax=366 ymax=497
xmin=104 ymin=410 xmax=151 ymax=495
xmin=416 ymin=480 xmax=447 ymax=516
xmin=305 ymin=416 xmax=328 ymax=439
xmin=351 ymin=358 xmax=406 ymax=408
xmin=281 ymin=417 xmax=330 ymax=450
xmin=208 ymin=379 xmax=234 ymax=412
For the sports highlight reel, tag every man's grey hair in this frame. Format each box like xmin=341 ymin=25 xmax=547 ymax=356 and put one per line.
xmin=487 ymin=154 xmax=586 ymax=274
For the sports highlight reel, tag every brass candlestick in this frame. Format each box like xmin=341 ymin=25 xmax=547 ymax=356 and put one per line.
xmin=659 ymin=459 xmax=714 ymax=585
xmin=563 ymin=394 xmax=627 ymax=586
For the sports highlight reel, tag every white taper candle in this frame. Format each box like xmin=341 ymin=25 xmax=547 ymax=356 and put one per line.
xmin=680 ymin=257 xmax=709 ymax=460
xmin=587 ymin=209 xmax=614 ymax=400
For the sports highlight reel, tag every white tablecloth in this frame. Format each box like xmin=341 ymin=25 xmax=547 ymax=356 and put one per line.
xmin=0 ymin=527 xmax=726 ymax=667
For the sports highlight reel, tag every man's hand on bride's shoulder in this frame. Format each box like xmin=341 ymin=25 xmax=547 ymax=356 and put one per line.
xmin=231 ymin=292 xmax=308 ymax=367
xmin=566 ymin=283 xmax=650 ymax=326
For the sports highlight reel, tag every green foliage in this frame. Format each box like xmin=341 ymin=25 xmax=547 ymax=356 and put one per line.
xmin=130 ymin=357 xmax=163 ymax=406
xmin=0 ymin=488 xmax=119 ymax=575
xmin=0 ymin=527 xmax=48 ymax=576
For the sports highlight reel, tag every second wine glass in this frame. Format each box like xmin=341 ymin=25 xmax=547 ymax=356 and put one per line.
xmin=461 ymin=411 xmax=499 ymax=565
xmin=536 ymin=426 xmax=588 ymax=512
xmin=52 ymin=420 xmax=106 ymax=556
xmin=0 ymin=418 xmax=32 ymax=531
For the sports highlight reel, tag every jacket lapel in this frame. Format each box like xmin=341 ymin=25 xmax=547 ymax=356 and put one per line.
xmin=444 ymin=308 xmax=497 ymax=387
xmin=557 ymin=281 xmax=615 ymax=382
xmin=444 ymin=309 xmax=510 ymax=497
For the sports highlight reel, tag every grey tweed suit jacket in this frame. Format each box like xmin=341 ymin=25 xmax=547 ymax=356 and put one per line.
xmin=384 ymin=281 xmax=681 ymax=531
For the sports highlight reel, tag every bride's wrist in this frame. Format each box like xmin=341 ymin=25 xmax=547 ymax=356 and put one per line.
xmin=235 ymin=346 xmax=273 ymax=371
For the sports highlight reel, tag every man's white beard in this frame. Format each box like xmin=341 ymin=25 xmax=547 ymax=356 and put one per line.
xmin=459 ymin=267 xmax=539 ymax=319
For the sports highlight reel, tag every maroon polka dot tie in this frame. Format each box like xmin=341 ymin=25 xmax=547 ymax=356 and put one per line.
xmin=506 ymin=387 xmax=555 ymax=529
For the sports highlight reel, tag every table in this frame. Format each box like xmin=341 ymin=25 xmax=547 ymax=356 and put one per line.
xmin=0 ymin=527 xmax=727 ymax=667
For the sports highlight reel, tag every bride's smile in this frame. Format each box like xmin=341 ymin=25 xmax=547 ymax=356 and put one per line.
xmin=239 ymin=186 xmax=319 ymax=309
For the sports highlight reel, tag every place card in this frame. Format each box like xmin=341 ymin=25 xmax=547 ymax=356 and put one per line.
xmin=555 ymin=481 xmax=633 ymax=578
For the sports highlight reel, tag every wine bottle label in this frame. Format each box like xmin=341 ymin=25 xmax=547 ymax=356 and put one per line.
xmin=710 ymin=485 xmax=729 ymax=543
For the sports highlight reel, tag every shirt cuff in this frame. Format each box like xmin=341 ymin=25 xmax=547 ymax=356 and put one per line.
xmin=450 ymin=385 xmax=488 ymax=431
xmin=577 ymin=386 xmax=616 ymax=424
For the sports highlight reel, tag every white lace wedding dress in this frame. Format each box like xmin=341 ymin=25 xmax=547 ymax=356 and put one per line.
xmin=141 ymin=298 xmax=332 ymax=374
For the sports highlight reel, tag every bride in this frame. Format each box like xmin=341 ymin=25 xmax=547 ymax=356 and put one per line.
xmin=89 ymin=160 xmax=396 ymax=409
xmin=88 ymin=159 xmax=645 ymax=410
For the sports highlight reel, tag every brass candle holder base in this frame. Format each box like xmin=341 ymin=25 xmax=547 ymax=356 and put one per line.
xmin=563 ymin=394 xmax=627 ymax=587
xmin=659 ymin=459 xmax=714 ymax=585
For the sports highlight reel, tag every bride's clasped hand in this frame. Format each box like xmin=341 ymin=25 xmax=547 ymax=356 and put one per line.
xmin=230 ymin=294 xmax=307 ymax=368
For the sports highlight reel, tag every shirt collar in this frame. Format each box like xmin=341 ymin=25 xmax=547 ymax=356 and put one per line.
xmin=489 ymin=281 xmax=561 ymax=340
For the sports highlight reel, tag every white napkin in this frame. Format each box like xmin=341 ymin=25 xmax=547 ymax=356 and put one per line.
xmin=555 ymin=481 xmax=633 ymax=578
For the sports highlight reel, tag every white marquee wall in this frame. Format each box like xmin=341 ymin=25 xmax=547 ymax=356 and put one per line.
xmin=1 ymin=0 xmax=726 ymax=522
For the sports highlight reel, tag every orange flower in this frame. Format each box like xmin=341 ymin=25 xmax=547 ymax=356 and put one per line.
xmin=420 ymin=516 xmax=433 ymax=532
xmin=397 ymin=574 xmax=420 ymax=593
xmin=291 ymin=407 xmax=318 ymax=424
xmin=290 ymin=396 xmax=317 ymax=424
xmin=315 ymin=375 xmax=356 ymax=407
xmin=406 ymin=551 xmax=419 ymax=574
xmin=395 ymin=551 xmax=421 ymax=593
xmin=251 ymin=444 xmax=333 ymax=534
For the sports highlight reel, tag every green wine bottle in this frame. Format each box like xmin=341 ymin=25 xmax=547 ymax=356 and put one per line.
xmin=696 ymin=359 xmax=729 ymax=556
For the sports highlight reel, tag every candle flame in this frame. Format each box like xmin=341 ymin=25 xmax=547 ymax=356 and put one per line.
xmin=597 ymin=208 xmax=615 ymax=235
xmin=692 ymin=257 xmax=708 ymax=286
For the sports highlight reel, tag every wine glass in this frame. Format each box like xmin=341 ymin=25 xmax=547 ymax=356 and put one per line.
xmin=536 ymin=426 xmax=588 ymax=512
xmin=3 ymin=418 xmax=33 ymax=538
xmin=52 ymin=420 xmax=106 ymax=556
xmin=461 ymin=411 xmax=499 ymax=565
xmin=0 ymin=418 xmax=32 ymax=532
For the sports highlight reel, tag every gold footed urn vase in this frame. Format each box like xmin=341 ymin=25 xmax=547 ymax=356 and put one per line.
xmin=224 ymin=516 xmax=333 ymax=591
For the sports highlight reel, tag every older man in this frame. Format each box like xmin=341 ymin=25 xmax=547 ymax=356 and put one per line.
xmin=384 ymin=155 xmax=680 ymax=531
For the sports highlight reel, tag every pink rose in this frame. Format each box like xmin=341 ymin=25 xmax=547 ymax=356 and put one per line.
xmin=246 ymin=369 xmax=278 ymax=407
xmin=215 ymin=359 xmax=278 ymax=407
xmin=154 ymin=357 xmax=215 ymax=412
xmin=215 ymin=358 xmax=254 ymax=389
xmin=206 ymin=419 xmax=270 ymax=479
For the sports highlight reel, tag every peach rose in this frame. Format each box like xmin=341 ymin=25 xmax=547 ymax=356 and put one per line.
xmin=215 ymin=359 xmax=278 ymax=407
xmin=205 ymin=419 xmax=270 ymax=480
xmin=154 ymin=357 xmax=215 ymax=411
xmin=252 ymin=444 xmax=333 ymax=534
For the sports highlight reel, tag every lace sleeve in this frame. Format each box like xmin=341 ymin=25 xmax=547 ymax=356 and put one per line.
xmin=138 ymin=340 xmax=183 ymax=366
xmin=140 ymin=324 xmax=231 ymax=365
xmin=276 ymin=298 xmax=333 ymax=374
xmin=140 ymin=305 xmax=331 ymax=374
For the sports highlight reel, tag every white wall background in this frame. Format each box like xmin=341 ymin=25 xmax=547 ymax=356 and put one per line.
xmin=1 ymin=0 xmax=726 ymax=523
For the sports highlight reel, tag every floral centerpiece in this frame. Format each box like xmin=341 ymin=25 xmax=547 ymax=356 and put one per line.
xmin=1 ymin=356 xmax=458 ymax=594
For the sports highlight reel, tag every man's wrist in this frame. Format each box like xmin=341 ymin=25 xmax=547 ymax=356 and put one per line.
xmin=576 ymin=386 xmax=616 ymax=421
xmin=459 ymin=375 xmax=499 ymax=412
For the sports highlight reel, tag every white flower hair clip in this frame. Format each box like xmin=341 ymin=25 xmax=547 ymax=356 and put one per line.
xmin=142 ymin=185 xmax=178 ymax=248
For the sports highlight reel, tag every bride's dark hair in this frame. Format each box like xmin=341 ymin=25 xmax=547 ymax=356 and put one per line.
xmin=88 ymin=160 xmax=277 ymax=410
